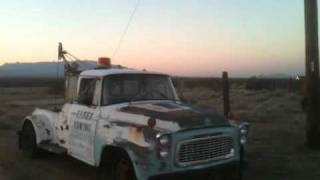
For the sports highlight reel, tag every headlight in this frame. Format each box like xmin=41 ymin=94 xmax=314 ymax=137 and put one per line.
xmin=240 ymin=128 xmax=247 ymax=135
xmin=159 ymin=151 xmax=169 ymax=158
xmin=240 ymin=136 xmax=247 ymax=145
xmin=239 ymin=122 xmax=249 ymax=145
xmin=156 ymin=134 xmax=171 ymax=159
xmin=159 ymin=135 xmax=170 ymax=145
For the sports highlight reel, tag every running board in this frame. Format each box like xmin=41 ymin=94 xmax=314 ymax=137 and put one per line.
xmin=38 ymin=142 xmax=67 ymax=155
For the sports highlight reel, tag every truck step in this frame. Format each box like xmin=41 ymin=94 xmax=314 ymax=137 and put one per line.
xmin=38 ymin=142 xmax=67 ymax=155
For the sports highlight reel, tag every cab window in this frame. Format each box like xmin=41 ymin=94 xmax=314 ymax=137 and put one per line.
xmin=78 ymin=78 xmax=98 ymax=106
xmin=102 ymin=74 xmax=176 ymax=105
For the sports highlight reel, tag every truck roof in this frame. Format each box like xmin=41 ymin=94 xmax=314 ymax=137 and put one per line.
xmin=80 ymin=68 xmax=167 ymax=77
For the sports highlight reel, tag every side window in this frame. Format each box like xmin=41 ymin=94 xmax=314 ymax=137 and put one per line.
xmin=78 ymin=78 xmax=97 ymax=106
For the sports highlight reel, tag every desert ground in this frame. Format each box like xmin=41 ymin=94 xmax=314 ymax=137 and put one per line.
xmin=0 ymin=79 xmax=320 ymax=180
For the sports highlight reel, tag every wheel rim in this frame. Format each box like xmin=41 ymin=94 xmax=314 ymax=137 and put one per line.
xmin=115 ymin=158 xmax=130 ymax=180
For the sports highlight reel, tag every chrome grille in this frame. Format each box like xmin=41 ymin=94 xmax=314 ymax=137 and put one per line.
xmin=176 ymin=136 xmax=233 ymax=166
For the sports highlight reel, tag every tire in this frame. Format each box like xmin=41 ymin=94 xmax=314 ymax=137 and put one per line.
xmin=20 ymin=122 xmax=39 ymax=158
xmin=98 ymin=152 xmax=136 ymax=180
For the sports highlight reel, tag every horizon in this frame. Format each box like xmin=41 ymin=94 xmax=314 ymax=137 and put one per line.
xmin=0 ymin=0 xmax=309 ymax=77
xmin=0 ymin=61 xmax=302 ymax=78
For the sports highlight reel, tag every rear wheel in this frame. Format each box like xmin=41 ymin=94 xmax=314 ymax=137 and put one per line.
xmin=20 ymin=122 xmax=38 ymax=158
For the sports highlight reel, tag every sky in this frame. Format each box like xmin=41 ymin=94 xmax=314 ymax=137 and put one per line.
xmin=0 ymin=0 xmax=307 ymax=77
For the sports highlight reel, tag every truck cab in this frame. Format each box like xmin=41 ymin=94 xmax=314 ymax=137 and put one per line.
xmin=18 ymin=67 xmax=248 ymax=180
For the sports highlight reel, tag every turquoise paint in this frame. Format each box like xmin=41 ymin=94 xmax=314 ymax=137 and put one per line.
xmin=94 ymin=125 xmax=240 ymax=180
xmin=134 ymin=126 xmax=240 ymax=179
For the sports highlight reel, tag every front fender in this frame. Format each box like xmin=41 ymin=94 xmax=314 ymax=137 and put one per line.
xmin=95 ymin=137 xmax=156 ymax=180
xmin=94 ymin=120 xmax=161 ymax=180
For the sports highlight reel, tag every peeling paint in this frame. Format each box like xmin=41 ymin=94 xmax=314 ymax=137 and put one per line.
xmin=120 ymin=102 xmax=230 ymax=129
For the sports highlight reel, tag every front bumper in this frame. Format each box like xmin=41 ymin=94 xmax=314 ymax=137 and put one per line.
xmin=148 ymin=161 xmax=240 ymax=180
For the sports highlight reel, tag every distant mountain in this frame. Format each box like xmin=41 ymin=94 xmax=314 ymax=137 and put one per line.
xmin=0 ymin=61 xmax=96 ymax=77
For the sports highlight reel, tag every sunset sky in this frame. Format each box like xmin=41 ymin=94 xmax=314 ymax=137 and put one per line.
xmin=0 ymin=0 xmax=307 ymax=77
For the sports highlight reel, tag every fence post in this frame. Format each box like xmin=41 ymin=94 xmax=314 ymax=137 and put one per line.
xmin=222 ymin=72 xmax=230 ymax=118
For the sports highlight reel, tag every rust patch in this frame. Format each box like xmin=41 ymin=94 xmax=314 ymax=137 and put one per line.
xmin=128 ymin=126 xmax=145 ymax=145
xmin=45 ymin=128 xmax=51 ymax=135
xmin=111 ymin=121 xmax=146 ymax=128
xmin=110 ymin=121 xmax=158 ymax=144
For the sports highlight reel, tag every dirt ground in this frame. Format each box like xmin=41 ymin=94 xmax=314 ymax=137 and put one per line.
xmin=0 ymin=86 xmax=320 ymax=180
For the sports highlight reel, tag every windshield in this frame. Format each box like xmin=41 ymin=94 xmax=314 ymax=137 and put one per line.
xmin=102 ymin=74 xmax=177 ymax=105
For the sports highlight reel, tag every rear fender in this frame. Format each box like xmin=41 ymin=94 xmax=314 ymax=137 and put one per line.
xmin=22 ymin=114 xmax=55 ymax=144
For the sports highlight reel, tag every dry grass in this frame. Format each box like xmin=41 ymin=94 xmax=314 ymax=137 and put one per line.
xmin=181 ymin=86 xmax=320 ymax=180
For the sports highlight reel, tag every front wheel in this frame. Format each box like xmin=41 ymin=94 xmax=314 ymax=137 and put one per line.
xmin=113 ymin=157 xmax=135 ymax=180
xmin=98 ymin=153 xmax=136 ymax=180
xmin=20 ymin=122 xmax=39 ymax=158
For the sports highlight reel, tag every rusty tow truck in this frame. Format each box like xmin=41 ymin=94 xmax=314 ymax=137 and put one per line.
xmin=18 ymin=44 xmax=249 ymax=180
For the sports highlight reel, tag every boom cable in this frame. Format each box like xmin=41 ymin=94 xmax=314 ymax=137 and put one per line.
xmin=112 ymin=0 xmax=141 ymax=59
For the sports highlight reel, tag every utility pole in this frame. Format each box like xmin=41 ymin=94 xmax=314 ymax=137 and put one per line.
xmin=304 ymin=0 xmax=320 ymax=148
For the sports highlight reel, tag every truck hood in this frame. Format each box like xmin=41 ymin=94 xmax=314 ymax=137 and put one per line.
xmin=118 ymin=101 xmax=230 ymax=131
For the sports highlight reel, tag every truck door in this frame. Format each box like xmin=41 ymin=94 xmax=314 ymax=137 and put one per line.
xmin=68 ymin=77 xmax=101 ymax=165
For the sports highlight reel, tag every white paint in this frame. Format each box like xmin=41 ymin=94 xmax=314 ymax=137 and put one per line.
xmin=28 ymin=108 xmax=59 ymax=144
xmin=68 ymin=104 xmax=99 ymax=165
xmin=23 ymin=70 xmax=181 ymax=167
